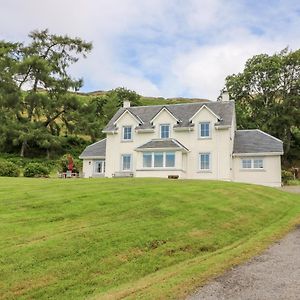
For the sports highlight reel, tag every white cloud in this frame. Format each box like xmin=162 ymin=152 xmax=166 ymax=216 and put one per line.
xmin=1 ymin=0 xmax=300 ymax=99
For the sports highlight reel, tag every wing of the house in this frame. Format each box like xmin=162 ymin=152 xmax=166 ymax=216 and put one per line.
xmin=79 ymin=138 xmax=106 ymax=178
xmin=232 ymin=130 xmax=283 ymax=186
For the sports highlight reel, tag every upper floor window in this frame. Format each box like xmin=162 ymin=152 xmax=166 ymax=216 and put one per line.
xmin=160 ymin=124 xmax=170 ymax=139
xmin=241 ymin=158 xmax=264 ymax=169
xmin=122 ymin=126 xmax=132 ymax=141
xmin=198 ymin=122 xmax=211 ymax=138
xmin=199 ymin=153 xmax=211 ymax=170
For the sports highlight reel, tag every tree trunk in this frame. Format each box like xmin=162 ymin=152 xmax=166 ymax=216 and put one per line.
xmin=46 ymin=148 xmax=50 ymax=159
xmin=20 ymin=140 xmax=27 ymax=157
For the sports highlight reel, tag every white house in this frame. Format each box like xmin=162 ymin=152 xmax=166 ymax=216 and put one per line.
xmin=79 ymin=93 xmax=283 ymax=187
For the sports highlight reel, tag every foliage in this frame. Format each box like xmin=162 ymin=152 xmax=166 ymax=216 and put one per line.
xmin=0 ymin=178 xmax=299 ymax=299
xmin=281 ymin=170 xmax=294 ymax=184
xmin=0 ymin=160 xmax=19 ymax=177
xmin=23 ymin=162 xmax=50 ymax=177
xmin=58 ymin=154 xmax=81 ymax=173
xmin=225 ymin=48 xmax=300 ymax=162
xmin=0 ymin=29 xmax=92 ymax=157
xmin=286 ymin=179 xmax=300 ymax=186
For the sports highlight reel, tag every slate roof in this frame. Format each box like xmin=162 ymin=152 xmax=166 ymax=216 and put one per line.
xmin=79 ymin=138 xmax=106 ymax=158
xmin=233 ymin=130 xmax=283 ymax=154
xmin=136 ymin=139 xmax=189 ymax=151
xmin=103 ymin=101 xmax=235 ymax=132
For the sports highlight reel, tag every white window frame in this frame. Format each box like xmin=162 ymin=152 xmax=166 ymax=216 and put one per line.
xmin=121 ymin=154 xmax=132 ymax=171
xmin=199 ymin=153 xmax=211 ymax=171
xmin=198 ymin=122 xmax=211 ymax=139
xmin=160 ymin=124 xmax=170 ymax=139
xmin=122 ymin=126 xmax=132 ymax=141
xmin=241 ymin=158 xmax=264 ymax=170
xmin=142 ymin=151 xmax=175 ymax=168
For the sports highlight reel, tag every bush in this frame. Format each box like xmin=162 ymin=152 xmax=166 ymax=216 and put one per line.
xmin=58 ymin=154 xmax=81 ymax=173
xmin=281 ymin=170 xmax=294 ymax=185
xmin=0 ymin=160 xmax=20 ymax=177
xmin=23 ymin=163 xmax=50 ymax=178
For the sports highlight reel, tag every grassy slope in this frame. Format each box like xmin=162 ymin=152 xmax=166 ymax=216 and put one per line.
xmin=77 ymin=90 xmax=209 ymax=106
xmin=0 ymin=178 xmax=299 ymax=300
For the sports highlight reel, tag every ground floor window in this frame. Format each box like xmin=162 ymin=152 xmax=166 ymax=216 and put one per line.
xmin=121 ymin=154 xmax=132 ymax=171
xmin=199 ymin=153 xmax=211 ymax=170
xmin=143 ymin=152 xmax=175 ymax=168
xmin=95 ymin=160 xmax=105 ymax=173
xmin=241 ymin=158 xmax=264 ymax=169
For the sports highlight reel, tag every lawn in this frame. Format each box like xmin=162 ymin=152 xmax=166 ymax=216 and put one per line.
xmin=0 ymin=178 xmax=299 ymax=300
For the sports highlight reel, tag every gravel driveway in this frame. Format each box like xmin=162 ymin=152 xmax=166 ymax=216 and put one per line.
xmin=188 ymin=226 xmax=300 ymax=300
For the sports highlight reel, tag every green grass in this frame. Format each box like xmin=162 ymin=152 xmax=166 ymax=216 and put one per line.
xmin=0 ymin=178 xmax=299 ymax=300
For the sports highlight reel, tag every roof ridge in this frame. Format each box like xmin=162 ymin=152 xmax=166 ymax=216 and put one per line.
xmin=128 ymin=101 xmax=212 ymax=109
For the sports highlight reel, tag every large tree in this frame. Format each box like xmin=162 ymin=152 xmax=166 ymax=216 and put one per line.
xmin=0 ymin=29 xmax=92 ymax=156
xmin=225 ymin=48 xmax=300 ymax=162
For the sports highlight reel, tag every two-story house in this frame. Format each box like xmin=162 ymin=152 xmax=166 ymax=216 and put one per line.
xmin=79 ymin=92 xmax=283 ymax=187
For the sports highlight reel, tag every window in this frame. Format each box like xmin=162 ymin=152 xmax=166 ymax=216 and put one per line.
xmin=253 ymin=159 xmax=263 ymax=169
xmin=122 ymin=126 xmax=132 ymax=141
xmin=142 ymin=152 xmax=175 ymax=168
xmin=121 ymin=154 xmax=131 ymax=171
xmin=241 ymin=158 xmax=264 ymax=169
xmin=160 ymin=124 xmax=170 ymax=139
xmin=165 ymin=152 xmax=175 ymax=167
xmin=95 ymin=160 xmax=105 ymax=173
xmin=199 ymin=153 xmax=211 ymax=170
xmin=143 ymin=152 xmax=152 ymax=168
xmin=199 ymin=122 xmax=210 ymax=138
xmin=242 ymin=159 xmax=252 ymax=169
xmin=154 ymin=152 xmax=164 ymax=167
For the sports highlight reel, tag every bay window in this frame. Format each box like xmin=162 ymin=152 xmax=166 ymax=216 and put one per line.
xmin=142 ymin=152 xmax=175 ymax=168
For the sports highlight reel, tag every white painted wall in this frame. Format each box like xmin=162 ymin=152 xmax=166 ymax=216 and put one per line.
xmin=82 ymin=159 xmax=105 ymax=178
xmin=232 ymin=155 xmax=282 ymax=187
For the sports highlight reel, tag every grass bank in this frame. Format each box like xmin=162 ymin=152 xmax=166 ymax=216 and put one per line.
xmin=0 ymin=178 xmax=299 ymax=299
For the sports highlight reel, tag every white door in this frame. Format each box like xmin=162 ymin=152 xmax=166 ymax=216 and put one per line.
xmin=95 ymin=160 xmax=105 ymax=174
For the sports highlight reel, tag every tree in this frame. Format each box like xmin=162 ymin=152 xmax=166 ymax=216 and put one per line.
xmin=0 ymin=29 xmax=92 ymax=157
xmin=225 ymin=48 xmax=300 ymax=162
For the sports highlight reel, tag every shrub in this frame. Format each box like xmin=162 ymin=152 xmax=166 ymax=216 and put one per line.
xmin=281 ymin=170 xmax=294 ymax=185
xmin=58 ymin=154 xmax=81 ymax=173
xmin=0 ymin=160 xmax=20 ymax=177
xmin=23 ymin=163 xmax=50 ymax=178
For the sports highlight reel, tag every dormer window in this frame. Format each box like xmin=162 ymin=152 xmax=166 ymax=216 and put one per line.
xmin=160 ymin=124 xmax=170 ymax=139
xmin=122 ymin=126 xmax=132 ymax=141
xmin=198 ymin=122 xmax=211 ymax=138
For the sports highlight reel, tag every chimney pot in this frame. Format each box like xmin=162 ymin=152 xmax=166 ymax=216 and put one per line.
xmin=221 ymin=90 xmax=230 ymax=102
xmin=123 ymin=100 xmax=131 ymax=108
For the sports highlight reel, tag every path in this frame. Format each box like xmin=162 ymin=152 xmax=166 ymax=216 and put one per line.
xmin=188 ymin=226 xmax=300 ymax=300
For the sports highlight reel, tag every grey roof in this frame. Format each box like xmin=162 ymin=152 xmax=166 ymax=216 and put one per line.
xmin=233 ymin=130 xmax=283 ymax=154
xmin=79 ymin=138 xmax=106 ymax=158
xmin=103 ymin=101 xmax=235 ymax=132
xmin=136 ymin=138 xmax=189 ymax=151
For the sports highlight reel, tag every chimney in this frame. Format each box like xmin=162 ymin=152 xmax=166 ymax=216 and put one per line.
xmin=123 ymin=100 xmax=131 ymax=108
xmin=221 ymin=90 xmax=230 ymax=102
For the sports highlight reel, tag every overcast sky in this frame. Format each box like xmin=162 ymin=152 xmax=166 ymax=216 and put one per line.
xmin=1 ymin=0 xmax=300 ymax=99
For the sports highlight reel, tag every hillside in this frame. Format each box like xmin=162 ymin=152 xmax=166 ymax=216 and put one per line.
xmin=0 ymin=178 xmax=299 ymax=299
xmin=77 ymin=89 xmax=210 ymax=106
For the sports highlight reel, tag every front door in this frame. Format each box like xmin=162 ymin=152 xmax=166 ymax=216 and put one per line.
xmin=95 ymin=160 xmax=105 ymax=174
